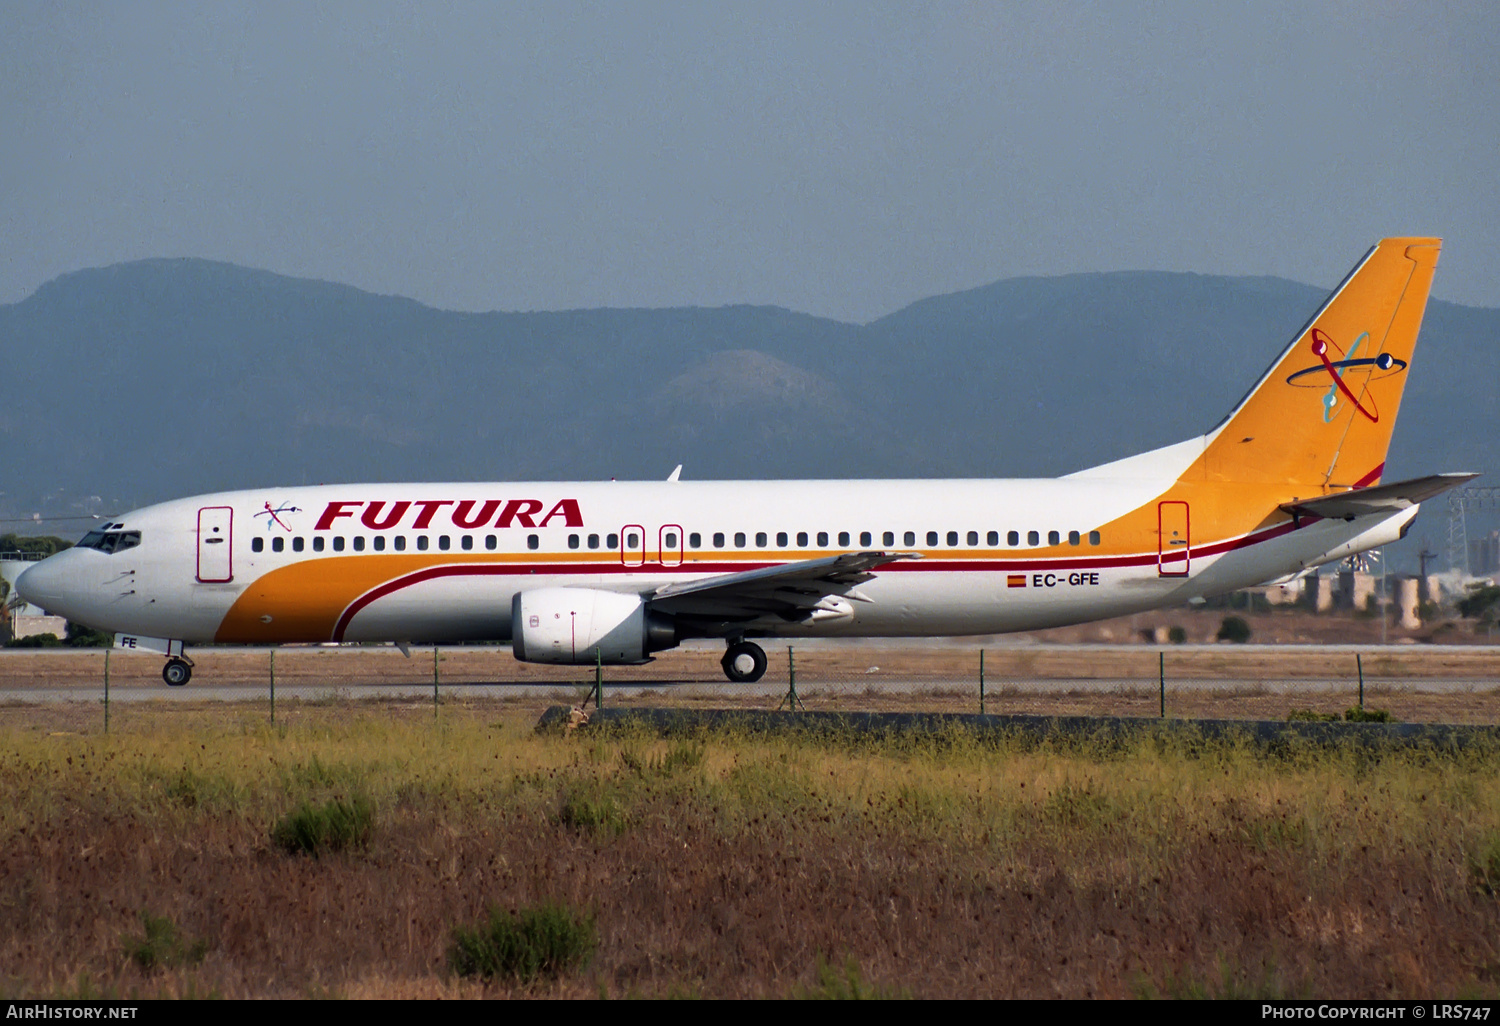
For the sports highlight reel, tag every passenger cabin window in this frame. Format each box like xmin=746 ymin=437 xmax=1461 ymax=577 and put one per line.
xmin=438 ymin=535 xmax=451 ymax=551
xmin=926 ymin=531 xmax=938 ymax=546
xmin=1008 ymin=531 xmax=1020 ymax=546
xmin=568 ymin=534 xmax=580 ymax=549
xmin=797 ymin=532 xmax=808 ymax=547
xmin=607 ymin=533 xmax=619 ymax=548
xmin=484 ymin=535 xmax=495 ymax=550
xmin=313 ymin=537 xmax=325 ymax=552
xmin=1068 ymin=531 xmax=1080 ymax=546
xmin=333 ymin=537 xmax=346 ymax=552
xmin=1027 ymin=531 xmax=1039 ymax=546
xmin=417 ymin=536 xmax=429 ymax=551
xmin=626 ymin=532 xmax=639 ymax=549
xmin=946 ymin=531 xmax=958 ymax=546
xmin=986 ymin=531 xmax=998 ymax=546
xmin=968 ymin=531 xmax=979 ymax=546
xmin=884 ymin=531 xmax=895 ymax=546
xmin=528 ymin=535 xmax=539 ymax=550
xmin=666 ymin=532 xmax=678 ymax=548
xmin=734 ymin=532 xmax=746 ymax=548
xmin=252 ymin=537 xmax=264 ymax=552
xmin=1048 ymin=530 xmax=1061 ymax=546
xmin=817 ymin=532 xmax=828 ymax=546
xmin=776 ymin=532 xmax=788 ymax=547
xmin=838 ymin=531 xmax=850 ymax=546
xmin=686 ymin=533 xmax=699 ymax=549
xmin=1089 ymin=531 xmax=1101 ymax=545
xmin=461 ymin=535 xmax=473 ymax=550
xmin=293 ymin=537 xmax=304 ymax=552
xmin=713 ymin=533 xmax=725 ymax=548
xmin=373 ymin=536 xmax=385 ymax=551
xmin=272 ymin=537 xmax=284 ymax=552
xmin=860 ymin=531 xmax=871 ymax=546
xmin=904 ymin=531 xmax=915 ymax=546
xmin=353 ymin=537 xmax=365 ymax=551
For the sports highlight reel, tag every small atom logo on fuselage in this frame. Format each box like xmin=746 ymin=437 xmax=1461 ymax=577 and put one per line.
xmin=254 ymin=502 xmax=301 ymax=531
xmin=1284 ymin=328 xmax=1406 ymax=423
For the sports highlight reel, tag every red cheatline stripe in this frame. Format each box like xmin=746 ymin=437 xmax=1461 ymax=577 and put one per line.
xmin=1351 ymin=463 xmax=1385 ymax=489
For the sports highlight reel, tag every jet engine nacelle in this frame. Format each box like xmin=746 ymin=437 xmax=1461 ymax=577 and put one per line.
xmin=511 ymin=587 xmax=677 ymax=665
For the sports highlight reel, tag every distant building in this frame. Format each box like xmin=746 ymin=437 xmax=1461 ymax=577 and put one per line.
xmin=1471 ymin=531 xmax=1500 ymax=577
xmin=1 ymin=555 xmax=59 ymax=640
xmin=1337 ymin=570 xmax=1377 ymax=612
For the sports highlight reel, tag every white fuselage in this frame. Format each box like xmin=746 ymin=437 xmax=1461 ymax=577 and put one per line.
xmin=15 ymin=476 xmax=1416 ymax=649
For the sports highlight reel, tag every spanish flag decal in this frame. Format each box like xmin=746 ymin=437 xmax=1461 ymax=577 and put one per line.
xmin=1007 ymin=574 xmax=1026 ymax=588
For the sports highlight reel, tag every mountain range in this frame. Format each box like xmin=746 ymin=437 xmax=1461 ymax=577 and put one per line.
xmin=2 ymin=257 xmax=1494 ymax=569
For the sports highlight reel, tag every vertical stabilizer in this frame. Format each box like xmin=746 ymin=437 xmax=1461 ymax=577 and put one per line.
xmin=1188 ymin=237 xmax=1440 ymax=489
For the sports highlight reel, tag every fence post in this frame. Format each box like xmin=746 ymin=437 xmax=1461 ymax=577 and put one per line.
xmin=433 ymin=645 xmax=440 ymax=719
xmin=1159 ymin=651 xmax=1165 ymax=718
xmin=979 ymin=648 xmax=986 ymax=716
xmin=778 ymin=645 xmax=803 ymax=712
xmin=103 ymin=649 xmax=110 ymax=734
xmin=594 ymin=648 xmax=603 ymax=709
xmin=269 ymin=648 xmax=276 ymax=724
xmin=1356 ymin=652 xmax=1364 ymax=709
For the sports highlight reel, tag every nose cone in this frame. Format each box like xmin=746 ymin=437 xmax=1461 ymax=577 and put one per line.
xmin=13 ymin=555 xmax=73 ymax=617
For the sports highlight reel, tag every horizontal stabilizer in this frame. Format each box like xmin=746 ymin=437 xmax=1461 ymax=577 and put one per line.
xmin=1281 ymin=473 xmax=1478 ymax=521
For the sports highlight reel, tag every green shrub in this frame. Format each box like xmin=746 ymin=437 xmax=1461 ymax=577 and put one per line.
xmin=1344 ymin=706 xmax=1395 ymax=723
xmin=271 ymin=795 xmax=375 ymax=856
xmin=1216 ymin=616 xmax=1252 ymax=643
xmin=123 ymin=911 xmax=208 ymax=971
xmin=1286 ymin=709 xmax=1338 ymax=723
xmin=793 ymin=954 xmax=911 ymax=999
xmin=448 ymin=902 xmax=597 ymax=983
xmin=4 ymin=632 xmax=62 ymax=649
xmin=65 ymin=622 xmax=114 ymax=647
xmin=555 ymin=786 xmax=627 ymax=836
xmin=1168 ymin=625 xmax=1188 ymax=644
xmin=1470 ymin=834 xmax=1500 ymax=896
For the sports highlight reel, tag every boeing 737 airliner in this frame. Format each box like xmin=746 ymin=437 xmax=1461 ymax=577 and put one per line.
xmin=13 ymin=238 xmax=1472 ymax=685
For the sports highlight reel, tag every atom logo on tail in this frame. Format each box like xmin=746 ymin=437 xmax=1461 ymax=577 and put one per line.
xmin=1284 ymin=328 xmax=1406 ymax=423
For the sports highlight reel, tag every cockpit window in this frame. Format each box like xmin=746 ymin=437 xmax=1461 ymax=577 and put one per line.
xmin=76 ymin=529 xmax=141 ymax=554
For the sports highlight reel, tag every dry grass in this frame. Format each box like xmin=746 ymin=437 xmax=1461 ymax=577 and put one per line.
xmin=1 ymin=711 xmax=1499 ymax=998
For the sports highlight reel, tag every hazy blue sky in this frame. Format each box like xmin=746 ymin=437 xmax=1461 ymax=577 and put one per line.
xmin=4 ymin=1 xmax=1496 ymax=321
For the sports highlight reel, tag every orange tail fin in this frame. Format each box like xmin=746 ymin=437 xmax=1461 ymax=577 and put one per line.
xmin=1189 ymin=237 xmax=1440 ymax=489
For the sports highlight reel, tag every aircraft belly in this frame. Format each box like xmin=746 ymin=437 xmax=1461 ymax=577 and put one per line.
xmin=337 ymin=574 xmax=518 ymax=643
xmin=770 ymin=569 xmax=1176 ymax=638
xmin=136 ymin=582 xmax=241 ymax=641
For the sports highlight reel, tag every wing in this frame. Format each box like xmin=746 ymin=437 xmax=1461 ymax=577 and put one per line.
xmin=1281 ymin=472 xmax=1478 ymax=521
xmin=650 ymin=551 xmax=923 ymax=630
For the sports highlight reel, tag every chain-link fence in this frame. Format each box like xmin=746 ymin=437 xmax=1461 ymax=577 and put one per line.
xmin=2 ymin=640 xmax=1497 ymax=733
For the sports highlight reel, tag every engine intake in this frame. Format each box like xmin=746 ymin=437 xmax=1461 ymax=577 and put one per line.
xmin=511 ymin=587 xmax=678 ymax=665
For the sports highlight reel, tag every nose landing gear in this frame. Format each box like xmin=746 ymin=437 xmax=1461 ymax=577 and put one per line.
xmin=162 ymin=656 xmax=194 ymax=687
xmin=720 ymin=641 xmax=767 ymax=683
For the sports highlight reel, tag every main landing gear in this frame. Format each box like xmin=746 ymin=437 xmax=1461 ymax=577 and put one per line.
xmin=720 ymin=641 xmax=767 ymax=683
xmin=162 ymin=656 xmax=193 ymax=687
